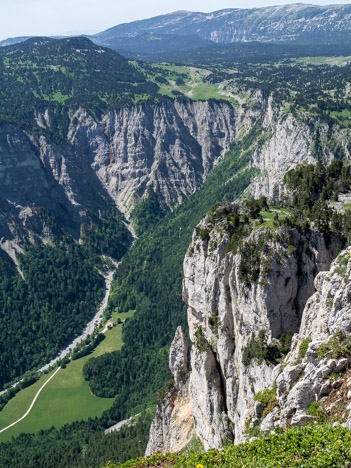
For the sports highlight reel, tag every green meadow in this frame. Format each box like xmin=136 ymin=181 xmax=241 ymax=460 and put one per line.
xmin=0 ymin=310 xmax=133 ymax=442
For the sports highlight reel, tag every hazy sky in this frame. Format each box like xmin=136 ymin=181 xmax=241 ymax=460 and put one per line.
xmin=1 ymin=0 xmax=351 ymax=40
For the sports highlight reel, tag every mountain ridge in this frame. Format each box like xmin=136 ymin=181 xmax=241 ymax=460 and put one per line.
xmin=3 ymin=3 xmax=351 ymax=50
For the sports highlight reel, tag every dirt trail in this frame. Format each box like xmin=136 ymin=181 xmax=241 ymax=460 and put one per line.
xmin=0 ymin=367 xmax=61 ymax=433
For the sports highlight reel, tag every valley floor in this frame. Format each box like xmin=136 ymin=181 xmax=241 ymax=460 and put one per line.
xmin=0 ymin=309 xmax=133 ymax=442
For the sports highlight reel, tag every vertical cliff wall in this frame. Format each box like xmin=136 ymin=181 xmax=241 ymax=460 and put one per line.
xmin=147 ymin=203 xmax=344 ymax=452
xmin=68 ymin=100 xmax=239 ymax=215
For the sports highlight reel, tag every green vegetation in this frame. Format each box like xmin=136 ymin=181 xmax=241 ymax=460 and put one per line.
xmin=243 ymin=330 xmax=293 ymax=368
xmin=0 ymin=310 xmax=133 ymax=442
xmin=80 ymin=204 xmax=132 ymax=259
xmin=237 ymin=230 xmax=276 ymax=288
xmin=130 ymin=188 xmax=168 ymax=236
xmin=243 ymin=331 xmax=283 ymax=367
xmin=134 ymin=42 xmax=351 ymax=65
xmin=112 ymin=424 xmax=351 ymax=467
xmin=0 ymin=37 xmax=159 ymax=142
xmin=0 ymin=123 xmax=261 ymax=467
xmin=0 ymin=242 xmax=104 ymax=387
xmin=137 ymin=43 xmax=351 ymax=130
xmin=295 ymin=55 xmax=351 ymax=66
xmin=0 ymin=186 xmax=131 ymax=388
xmin=0 ymin=410 xmax=154 ymax=467
xmin=194 ymin=327 xmax=210 ymax=352
xmin=254 ymin=385 xmax=278 ymax=420
xmin=152 ymin=65 xmax=227 ymax=102
xmin=203 ymin=200 xmax=282 ymax=288
xmin=317 ymin=331 xmax=351 ymax=360
xmin=297 ymin=337 xmax=312 ymax=363
xmin=307 ymin=401 xmax=327 ymax=424
xmin=81 ymin=125 xmax=260 ymax=417
xmin=284 ymin=161 xmax=351 ymax=207
xmin=2 ymin=36 xmax=351 ymax=466
xmin=243 ymin=331 xmax=272 ymax=367
xmin=269 ymin=161 xmax=351 ymax=244
xmin=8 ymin=154 xmax=348 ymax=465
xmin=0 ymin=368 xmax=113 ymax=442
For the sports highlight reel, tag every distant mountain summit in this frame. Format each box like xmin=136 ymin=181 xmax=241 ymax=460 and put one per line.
xmin=2 ymin=4 xmax=351 ymax=51
xmin=93 ymin=4 xmax=351 ymax=45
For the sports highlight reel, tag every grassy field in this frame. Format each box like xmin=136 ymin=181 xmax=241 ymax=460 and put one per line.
xmin=0 ymin=310 xmax=133 ymax=442
xmin=295 ymin=56 xmax=351 ymax=66
xmin=331 ymin=108 xmax=351 ymax=127
xmin=253 ymin=207 xmax=291 ymax=230
xmin=151 ymin=64 xmax=231 ymax=102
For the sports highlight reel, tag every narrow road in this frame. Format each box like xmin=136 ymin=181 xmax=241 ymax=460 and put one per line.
xmin=0 ymin=367 xmax=61 ymax=433
xmin=0 ymin=263 xmax=118 ymax=396
xmin=39 ymin=264 xmax=118 ymax=372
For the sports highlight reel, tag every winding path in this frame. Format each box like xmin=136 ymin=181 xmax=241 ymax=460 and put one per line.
xmin=0 ymin=367 xmax=61 ymax=433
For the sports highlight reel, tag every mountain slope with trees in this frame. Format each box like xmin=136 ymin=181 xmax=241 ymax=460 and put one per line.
xmin=1 ymin=27 xmax=351 ymax=467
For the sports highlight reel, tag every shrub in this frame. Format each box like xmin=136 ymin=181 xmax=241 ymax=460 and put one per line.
xmin=254 ymin=385 xmax=278 ymax=419
xmin=317 ymin=331 xmax=351 ymax=360
xmin=243 ymin=331 xmax=284 ymax=367
xmin=194 ymin=327 xmax=210 ymax=352
xmin=297 ymin=337 xmax=311 ymax=362
xmin=195 ymin=227 xmax=210 ymax=243
xmin=307 ymin=401 xmax=327 ymax=423
xmin=209 ymin=311 xmax=220 ymax=336
xmin=114 ymin=424 xmax=351 ymax=468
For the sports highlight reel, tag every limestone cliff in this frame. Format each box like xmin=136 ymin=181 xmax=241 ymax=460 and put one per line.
xmin=246 ymin=102 xmax=351 ymax=202
xmin=1 ymin=97 xmax=350 ymax=262
xmin=0 ymin=100 xmax=240 ymax=260
xmin=147 ymin=203 xmax=347 ymax=452
xmin=68 ymin=100 xmax=239 ymax=215
xmin=269 ymin=247 xmax=351 ymax=432
xmin=145 ymin=327 xmax=195 ymax=455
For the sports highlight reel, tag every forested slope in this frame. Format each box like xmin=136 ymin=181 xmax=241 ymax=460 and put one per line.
xmin=1 ymin=34 xmax=351 ymax=467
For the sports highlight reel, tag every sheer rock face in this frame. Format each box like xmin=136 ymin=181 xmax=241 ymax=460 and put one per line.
xmin=68 ymin=100 xmax=239 ymax=215
xmin=145 ymin=326 xmax=195 ymax=456
xmin=245 ymin=102 xmax=347 ymax=203
xmin=0 ymin=124 xmax=110 ymax=244
xmin=145 ymin=392 xmax=195 ymax=456
xmin=0 ymin=98 xmax=347 ymax=257
xmin=169 ymin=326 xmax=190 ymax=389
xmin=0 ymin=100 xmax=239 ymax=256
xmin=182 ymin=216 xmax=339 ymax=447
xmin=272 ymin=248 xmax=351 ymax=431
xmin=147 ymin=210 xmax=343 ymax=454
xmin=244 ymin=97 xmax=351 ymax=204
xmin=248 ymin=113 xmax=317 ymax=201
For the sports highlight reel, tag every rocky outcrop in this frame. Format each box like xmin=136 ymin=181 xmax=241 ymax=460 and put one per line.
xmin=0 ymin=123 xmax=112 ymax=248
xmin=248 ymin=112 xmax=317 ymax=201
xmin=245 ymin=102 xmax=349 ymax=202
xmin=147 ymin=204 xmax=344 ymax=453
xmin=266 ymin=247 xmax=351 ymax=432
xmin=182 ymin=209 xmax=340 ymax=447
xmin=145 ymin=327 xmax=195 ymax=455
xmin=1 ymin=96 xmax=349 ymax=261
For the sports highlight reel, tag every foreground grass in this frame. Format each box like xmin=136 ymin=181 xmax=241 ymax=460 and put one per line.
xmin=108 ymin=424 xmax=351 ymax=468
xmin=0 ymin=310 xmax=133 ymax=442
